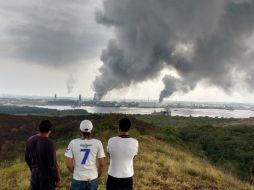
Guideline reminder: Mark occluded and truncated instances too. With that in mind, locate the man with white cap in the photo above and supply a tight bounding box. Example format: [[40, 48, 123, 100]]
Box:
[[65, 120, 105, 190]]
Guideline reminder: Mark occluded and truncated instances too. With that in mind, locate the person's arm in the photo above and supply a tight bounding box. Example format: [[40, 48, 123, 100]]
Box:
[[66, 157, 74, 173], [64, 141, 74, 173], [107, 144, 110, 157], [136, 140, 139, 156], [47, 141, 60, 186], [25, 144, 32, 170], [133, 140, 139, 159], [97, 141, 106, 178], [97, 157, 105, 178]]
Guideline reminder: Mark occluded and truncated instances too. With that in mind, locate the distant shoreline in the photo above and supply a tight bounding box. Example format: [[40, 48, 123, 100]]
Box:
[[1, 104, 253, 118]]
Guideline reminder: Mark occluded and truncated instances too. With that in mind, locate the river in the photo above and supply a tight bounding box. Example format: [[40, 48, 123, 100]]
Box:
[[35, 105, 254, 118]]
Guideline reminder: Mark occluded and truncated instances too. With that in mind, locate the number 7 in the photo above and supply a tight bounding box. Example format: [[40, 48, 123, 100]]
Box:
[[81, 149, 90, 165]]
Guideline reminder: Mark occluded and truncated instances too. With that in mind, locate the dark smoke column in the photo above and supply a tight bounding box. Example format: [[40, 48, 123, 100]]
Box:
[[93, 0, 254, 102], [159, 75, 190, 103]]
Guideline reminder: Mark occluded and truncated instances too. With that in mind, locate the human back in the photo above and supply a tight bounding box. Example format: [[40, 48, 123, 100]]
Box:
[[106, 118, 139, 190], [25, 120, 60, 190], [66, 138, 105, 180], [26, 135, 55, 172], [108, 136, 138, 178], [65, 120, 105, 190]]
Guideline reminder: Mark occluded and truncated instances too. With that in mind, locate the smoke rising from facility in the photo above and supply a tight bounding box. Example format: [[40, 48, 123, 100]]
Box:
[[93, 0, 254, 102], [66, 74, 77, 94]]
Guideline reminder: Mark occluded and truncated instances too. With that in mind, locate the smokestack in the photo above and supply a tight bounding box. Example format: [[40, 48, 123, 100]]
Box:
[[78, 94, 82, 106]]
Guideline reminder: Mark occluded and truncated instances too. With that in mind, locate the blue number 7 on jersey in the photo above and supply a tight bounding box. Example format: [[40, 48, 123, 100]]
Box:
[[81, 149, 91, 165]]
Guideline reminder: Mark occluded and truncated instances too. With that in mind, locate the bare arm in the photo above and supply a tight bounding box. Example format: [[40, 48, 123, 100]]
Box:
[[97, 157, 105, 178], [66, 157, 74, 173]]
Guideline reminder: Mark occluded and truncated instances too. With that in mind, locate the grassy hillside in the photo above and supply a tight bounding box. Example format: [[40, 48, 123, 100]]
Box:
[[0, 114, 152, 160], [1, 134, 253, 190], [136, 115, 254, 183], [0, 114, 254, 189]]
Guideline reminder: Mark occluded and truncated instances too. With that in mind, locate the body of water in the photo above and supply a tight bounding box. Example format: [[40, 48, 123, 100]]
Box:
[[36, 105, 254, 118]]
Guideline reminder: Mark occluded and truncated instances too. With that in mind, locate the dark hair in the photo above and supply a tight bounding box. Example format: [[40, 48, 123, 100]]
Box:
[[39, 120, 53, 133], [81, 132, 91, 138], [119, 118, 131, 132]]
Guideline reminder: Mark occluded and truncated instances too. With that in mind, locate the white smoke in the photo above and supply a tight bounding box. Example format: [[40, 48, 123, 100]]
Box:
[[66, 74, 77, 94]]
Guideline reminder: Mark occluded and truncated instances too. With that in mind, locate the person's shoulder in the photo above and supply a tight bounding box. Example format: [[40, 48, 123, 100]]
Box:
[[107, 136, 119, 145], [35, 137, 54, 148], [130, 137, 138, 144], [27, 135, 36, 141], [26, 135, 37, 146], [69, 138, 81, 144], [108, 136, 118, 142], [92, 138, 103, 144], [110, 136, 119, 140], [44, 137, 54, 146]]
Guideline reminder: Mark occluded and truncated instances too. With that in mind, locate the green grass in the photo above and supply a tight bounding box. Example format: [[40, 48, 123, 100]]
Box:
[[136, 115, 254, 183], [1, 114, 254, 189], [0, 134, 253, 190]]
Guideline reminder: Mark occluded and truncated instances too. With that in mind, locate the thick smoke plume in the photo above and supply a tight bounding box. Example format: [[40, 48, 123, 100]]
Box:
[[93, 0, 254, 102]]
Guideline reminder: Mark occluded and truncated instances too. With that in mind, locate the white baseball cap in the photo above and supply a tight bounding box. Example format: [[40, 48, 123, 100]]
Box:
[[80, 120, 93, 133]]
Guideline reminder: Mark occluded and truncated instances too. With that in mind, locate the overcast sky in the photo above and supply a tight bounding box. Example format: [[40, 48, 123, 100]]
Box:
[[1, 0, 254, 103]]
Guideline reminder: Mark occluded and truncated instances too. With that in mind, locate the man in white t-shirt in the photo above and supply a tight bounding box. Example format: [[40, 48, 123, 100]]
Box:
[[65, 120, 105, 190], [107, 118, 139, 190]]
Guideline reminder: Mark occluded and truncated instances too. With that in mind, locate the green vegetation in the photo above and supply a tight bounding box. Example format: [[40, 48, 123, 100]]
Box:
[[180, 125, 254, 182], [0, 113, 254, 189], [135, 115, 239, 128], [1, 132, 253, 190], [137, 115, 254, 183], [0, 105, 88, 116]]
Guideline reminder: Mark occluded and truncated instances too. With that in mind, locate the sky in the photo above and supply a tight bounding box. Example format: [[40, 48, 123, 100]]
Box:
[[1, 0, 254, 103]]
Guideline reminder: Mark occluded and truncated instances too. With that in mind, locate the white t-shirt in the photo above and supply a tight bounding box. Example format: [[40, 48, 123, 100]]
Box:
[[65, 138, 105, 181], [107, 136, 139, 178]]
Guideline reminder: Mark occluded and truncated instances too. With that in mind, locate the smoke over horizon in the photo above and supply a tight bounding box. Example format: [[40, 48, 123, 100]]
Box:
[[93, 0, 254, 102], [66, 74, 77, 94]]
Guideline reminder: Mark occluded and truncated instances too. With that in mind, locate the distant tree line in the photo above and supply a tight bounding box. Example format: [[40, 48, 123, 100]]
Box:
[[0, 105, 88, 116]]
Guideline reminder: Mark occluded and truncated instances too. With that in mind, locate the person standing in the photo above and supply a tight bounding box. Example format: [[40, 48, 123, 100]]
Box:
[[25, 120, 60, 190], [65, 120, 105, 190], [106, 118, 139, 190]]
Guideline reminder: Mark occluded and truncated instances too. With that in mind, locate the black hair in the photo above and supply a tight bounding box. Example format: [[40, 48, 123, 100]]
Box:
[[81, 132, 91, 138], [39, 120, 53, 133], [119, 118, 131, 132]]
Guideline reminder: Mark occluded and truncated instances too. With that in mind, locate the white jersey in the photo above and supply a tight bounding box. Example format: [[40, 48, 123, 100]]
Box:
[[107, 136, 139, 178], [65, 138, 105, 181]]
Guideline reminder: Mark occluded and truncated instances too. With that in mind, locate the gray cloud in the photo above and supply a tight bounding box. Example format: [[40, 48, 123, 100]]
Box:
[[93, 0, 254, 102], [0, 0, 108, 66]]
